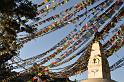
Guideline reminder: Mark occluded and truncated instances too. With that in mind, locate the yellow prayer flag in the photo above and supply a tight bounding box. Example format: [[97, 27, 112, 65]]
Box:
[[44, 0, 50, 3]]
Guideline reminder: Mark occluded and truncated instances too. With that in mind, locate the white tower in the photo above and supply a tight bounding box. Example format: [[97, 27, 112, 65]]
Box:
[[81, 41, 116, 82]]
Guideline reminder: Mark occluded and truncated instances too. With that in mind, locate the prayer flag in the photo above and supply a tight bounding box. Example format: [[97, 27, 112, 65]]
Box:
[[85, 23, 88, 29], [44, 0, 50, 3]]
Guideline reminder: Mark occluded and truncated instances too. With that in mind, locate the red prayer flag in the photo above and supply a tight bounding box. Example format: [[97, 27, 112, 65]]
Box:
[[85, 23, 88, 30]]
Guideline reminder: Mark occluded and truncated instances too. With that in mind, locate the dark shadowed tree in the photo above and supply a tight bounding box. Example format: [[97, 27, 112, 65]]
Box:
[[0, 0, 37, 81]]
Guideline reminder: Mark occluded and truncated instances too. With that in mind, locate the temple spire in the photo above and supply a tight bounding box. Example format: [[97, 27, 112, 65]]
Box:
[[88, 41, 111, 79], [81, 40, 116, 82]]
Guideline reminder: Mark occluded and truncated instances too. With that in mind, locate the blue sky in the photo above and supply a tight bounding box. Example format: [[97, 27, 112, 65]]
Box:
[[18, 0, 124, 81]]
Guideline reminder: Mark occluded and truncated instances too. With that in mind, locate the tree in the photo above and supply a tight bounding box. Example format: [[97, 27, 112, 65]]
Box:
[[0, 0, 37, 81]]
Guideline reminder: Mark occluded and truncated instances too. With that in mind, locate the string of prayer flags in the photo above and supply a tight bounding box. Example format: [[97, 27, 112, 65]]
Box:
[[17, 0, 122, 69], [16, 0, 117, 68]]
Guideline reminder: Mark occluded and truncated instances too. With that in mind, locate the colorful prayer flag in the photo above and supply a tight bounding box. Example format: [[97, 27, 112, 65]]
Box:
[[44, 0, 50, 3]]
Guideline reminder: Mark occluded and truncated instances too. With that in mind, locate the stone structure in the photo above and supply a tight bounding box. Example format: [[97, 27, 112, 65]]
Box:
[[81, 41, 116, 82]]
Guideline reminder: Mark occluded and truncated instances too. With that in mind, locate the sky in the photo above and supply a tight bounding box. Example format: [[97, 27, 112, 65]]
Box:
[[18, 0, 124, 82]]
